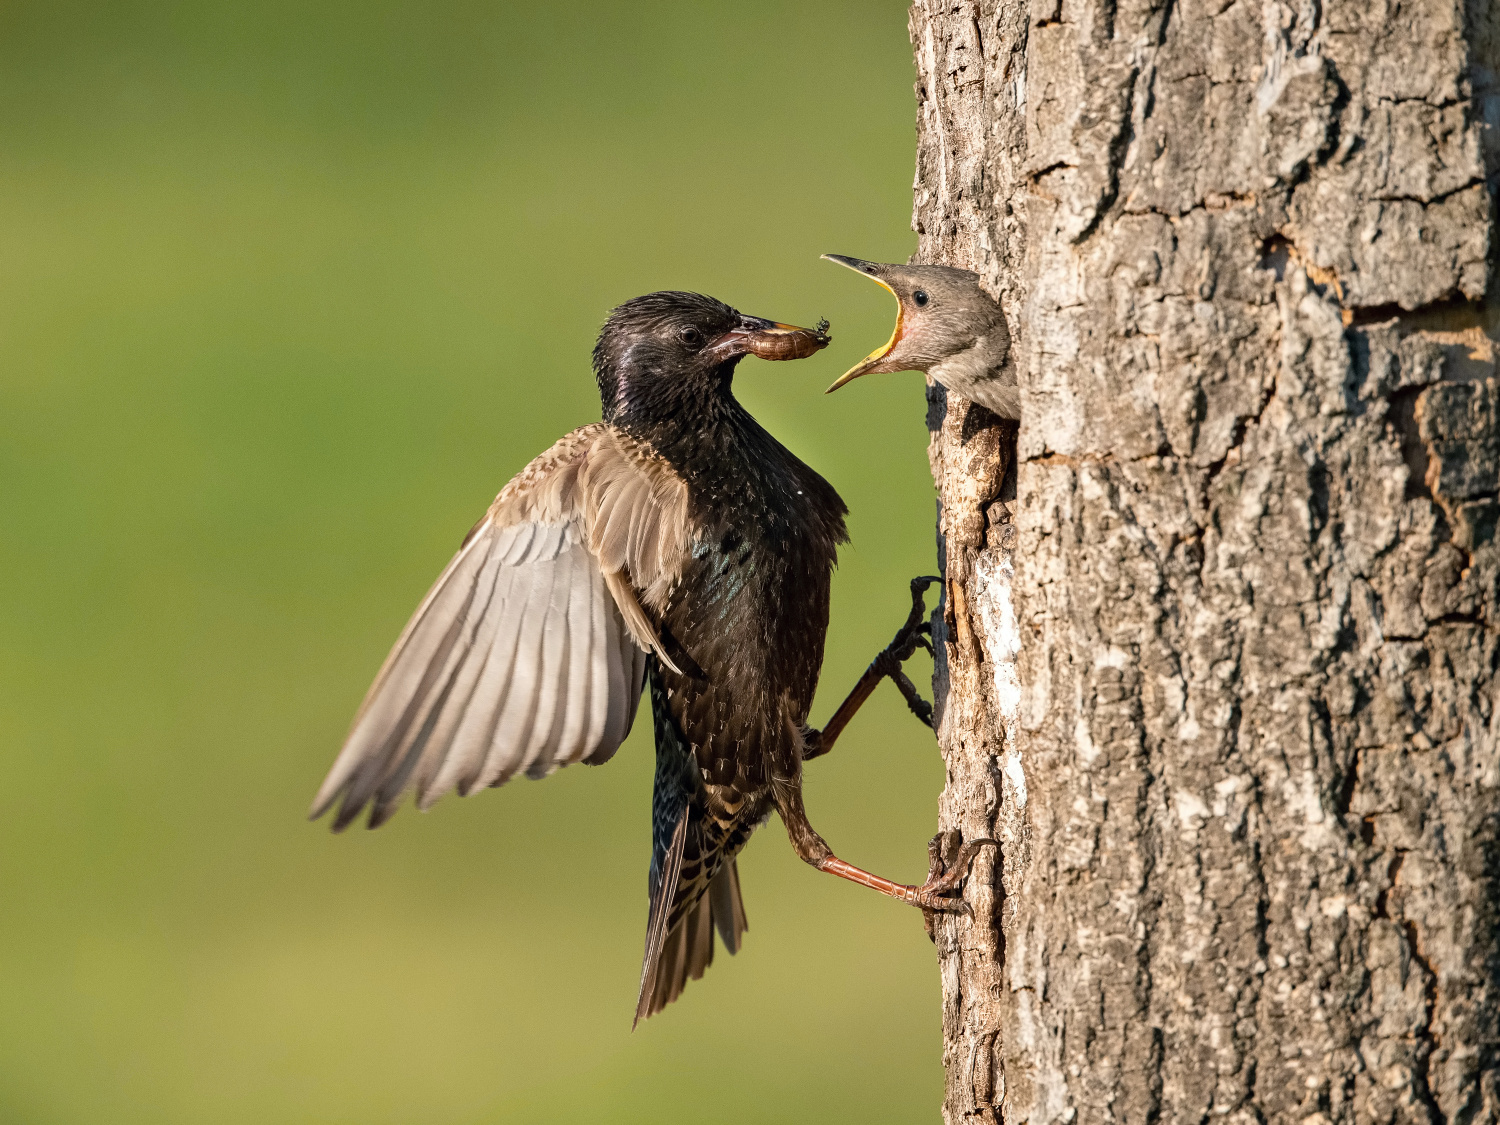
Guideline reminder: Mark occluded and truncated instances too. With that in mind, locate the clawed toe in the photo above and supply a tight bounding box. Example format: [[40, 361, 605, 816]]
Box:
[[924, 834, 945, 883], [910, 835, 998, 918]]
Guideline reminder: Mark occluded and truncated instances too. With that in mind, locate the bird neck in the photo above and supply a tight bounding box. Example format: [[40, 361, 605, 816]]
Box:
[[613, 385, 753, 477], [617, 389, 850, 571], [931, 324, 1010, 383], [976, 325, 1010, 371], [602, 362, 844, 532], [598, 358, 737, 428]]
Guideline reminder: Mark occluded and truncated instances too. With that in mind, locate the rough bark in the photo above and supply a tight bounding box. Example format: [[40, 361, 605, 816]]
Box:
[[911, 0, 1500, 1121]]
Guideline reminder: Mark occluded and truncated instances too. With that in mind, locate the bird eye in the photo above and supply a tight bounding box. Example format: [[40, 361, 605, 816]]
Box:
[[913, 290, 929, 306], [679, 326, 703, 347]]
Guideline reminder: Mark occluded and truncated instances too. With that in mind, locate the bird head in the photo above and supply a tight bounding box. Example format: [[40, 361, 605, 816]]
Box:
[[593, 291, 831, 424], [821, 255, 1004, 393]]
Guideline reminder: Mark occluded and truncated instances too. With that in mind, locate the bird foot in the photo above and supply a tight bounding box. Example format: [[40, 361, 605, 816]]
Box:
[[920, 834, 998, 938], [814, 833, 997, 919], [802, 576, 941, 762], [871, 576, 941, 728]]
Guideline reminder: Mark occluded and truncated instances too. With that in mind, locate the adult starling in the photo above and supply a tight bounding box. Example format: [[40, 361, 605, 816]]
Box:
[[310, 291, 988, 1024], [822, 254, 1018, 419]]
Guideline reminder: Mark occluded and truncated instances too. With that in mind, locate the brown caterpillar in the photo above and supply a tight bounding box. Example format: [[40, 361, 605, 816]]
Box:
[[746, 318, 832, 361]]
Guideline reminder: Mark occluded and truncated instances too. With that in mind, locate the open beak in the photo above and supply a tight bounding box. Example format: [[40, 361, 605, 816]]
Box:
[[708, 315, 832, 363], [821, 254, 903, 393]]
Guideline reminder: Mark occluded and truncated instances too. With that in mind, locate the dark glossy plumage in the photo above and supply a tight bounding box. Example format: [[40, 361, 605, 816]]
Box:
[[310, 290, 842, 1022], [595, 293, 848, 1020], [627, 357, 848, 1019]]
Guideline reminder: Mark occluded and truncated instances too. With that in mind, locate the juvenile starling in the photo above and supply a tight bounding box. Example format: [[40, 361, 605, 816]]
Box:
[[822, 254, 1018, 419], [310, 291, 989, 1024]]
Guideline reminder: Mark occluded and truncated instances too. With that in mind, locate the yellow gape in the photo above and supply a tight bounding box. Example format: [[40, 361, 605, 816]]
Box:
[[822, 254, 905, 392]]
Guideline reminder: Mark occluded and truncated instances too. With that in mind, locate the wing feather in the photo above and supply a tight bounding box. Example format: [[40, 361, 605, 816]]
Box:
[[311, 423, 698, 829], [310, 524, 493, 819], [381, 546, 516, 810], [472, 546, 553, 791], [518, 537, 575, 780], [552, 541, 598, 769], [571, 563, 612, 764], [623, 633, 649, 738], [581, 428, 692, 615], [422, 559, 534, 805], [366, 543, 511, 826], [408, 557, 517, 806], [329, 572, 482, 829]]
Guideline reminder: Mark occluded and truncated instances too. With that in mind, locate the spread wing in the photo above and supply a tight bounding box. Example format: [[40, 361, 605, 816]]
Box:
[[310, 423, 693, 831]]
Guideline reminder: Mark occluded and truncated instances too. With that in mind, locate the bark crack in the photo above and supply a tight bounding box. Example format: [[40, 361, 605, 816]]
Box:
[[1367, 178, 1486, 208], [1402, 915, 1447, 1125]]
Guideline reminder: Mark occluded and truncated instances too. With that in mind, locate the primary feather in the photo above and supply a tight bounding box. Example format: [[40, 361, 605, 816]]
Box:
[[310, 424, 692, 830]]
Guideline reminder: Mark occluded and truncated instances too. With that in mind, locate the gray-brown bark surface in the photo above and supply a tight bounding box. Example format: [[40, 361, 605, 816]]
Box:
[[911, 0, 1500, 1121]]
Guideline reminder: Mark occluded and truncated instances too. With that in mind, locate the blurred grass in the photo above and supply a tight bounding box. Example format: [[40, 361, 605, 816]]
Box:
[[0, 2, 947, 1122]]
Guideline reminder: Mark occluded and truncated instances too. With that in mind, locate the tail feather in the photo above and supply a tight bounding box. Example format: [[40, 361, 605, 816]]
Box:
[[634, 846, 749, 1025], [634, 811, 688, 1027], [709, 860, 748, 954]]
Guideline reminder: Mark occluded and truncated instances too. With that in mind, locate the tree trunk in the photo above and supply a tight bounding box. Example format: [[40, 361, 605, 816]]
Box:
[[911, 0, 1500, 1121]]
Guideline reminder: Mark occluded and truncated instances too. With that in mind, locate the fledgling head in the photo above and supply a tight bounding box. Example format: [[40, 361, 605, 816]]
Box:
[[821, 255, 1005, 391], [593, 291, 830, 424]]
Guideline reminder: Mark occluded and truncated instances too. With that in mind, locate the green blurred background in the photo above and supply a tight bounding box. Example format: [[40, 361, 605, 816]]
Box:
[[0, 2, 946, 1121]]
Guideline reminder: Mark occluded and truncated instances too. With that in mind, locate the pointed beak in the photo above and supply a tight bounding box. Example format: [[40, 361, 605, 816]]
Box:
[[709, 315, 832, 363], [821, 254, 903, 393]]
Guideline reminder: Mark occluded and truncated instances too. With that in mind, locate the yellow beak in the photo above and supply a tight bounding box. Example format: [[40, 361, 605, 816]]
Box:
[[821, 254, 903, 393]]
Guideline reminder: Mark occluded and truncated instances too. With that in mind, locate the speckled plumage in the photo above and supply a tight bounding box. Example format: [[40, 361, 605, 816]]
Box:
[[310, 290, 844, 1023], [594, 293, 848, 1020], [628, 373, 848, 1019]]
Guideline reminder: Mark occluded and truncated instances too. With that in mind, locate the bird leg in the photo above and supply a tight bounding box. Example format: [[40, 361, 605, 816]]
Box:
[[803, 575, 939, 762], [784, 578, 994, 913], [815, 838, 996, 913], [775, 784, 996, 914]]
